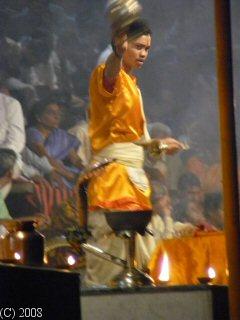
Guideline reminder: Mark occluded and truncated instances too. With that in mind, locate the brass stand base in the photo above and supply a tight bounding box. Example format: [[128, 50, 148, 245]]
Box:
[[109, 268, 155, 288]]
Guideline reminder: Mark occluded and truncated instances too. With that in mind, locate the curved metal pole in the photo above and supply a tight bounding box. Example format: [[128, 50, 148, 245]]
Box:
[[214, 1, 240, 319]]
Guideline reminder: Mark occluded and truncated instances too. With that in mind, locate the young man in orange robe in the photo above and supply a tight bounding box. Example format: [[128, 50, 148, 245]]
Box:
[[86, 19, 184, 286]]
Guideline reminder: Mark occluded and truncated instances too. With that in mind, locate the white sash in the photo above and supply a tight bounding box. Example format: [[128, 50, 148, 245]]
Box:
[[92, 142, 149, 191]]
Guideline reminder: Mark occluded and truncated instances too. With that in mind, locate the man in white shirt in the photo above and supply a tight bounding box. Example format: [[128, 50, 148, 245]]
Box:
[[0, 91, 26, 198], [0, 92, 25, 154]]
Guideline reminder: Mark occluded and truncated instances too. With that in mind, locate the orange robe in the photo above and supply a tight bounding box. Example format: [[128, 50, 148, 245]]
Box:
[[88, 64, 152, 212]]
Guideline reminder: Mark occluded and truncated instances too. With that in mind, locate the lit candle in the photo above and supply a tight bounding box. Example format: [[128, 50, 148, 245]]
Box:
[[208, 266, 216, 280], [158, 252, 170, 284]]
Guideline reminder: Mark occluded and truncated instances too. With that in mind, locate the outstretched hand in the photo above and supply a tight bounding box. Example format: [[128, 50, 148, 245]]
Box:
[[136, 137, 187, 156]]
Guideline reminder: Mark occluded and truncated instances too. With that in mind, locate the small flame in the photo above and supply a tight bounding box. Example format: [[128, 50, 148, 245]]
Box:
[[16, 231, 24, 239], [208, 267, 216, 279], [67, 255, 76, 266], [43, 255, 48, 264], [158, 252, 170, 282], [225, 268, 229, 277], [14, 252, 21, 260]]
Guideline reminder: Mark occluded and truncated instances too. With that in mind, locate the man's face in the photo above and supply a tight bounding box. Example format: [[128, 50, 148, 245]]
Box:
[[123, 34, 151, 70]]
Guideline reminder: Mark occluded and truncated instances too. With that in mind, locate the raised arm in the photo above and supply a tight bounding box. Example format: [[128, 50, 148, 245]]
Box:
[[103, 33, 128, 92]]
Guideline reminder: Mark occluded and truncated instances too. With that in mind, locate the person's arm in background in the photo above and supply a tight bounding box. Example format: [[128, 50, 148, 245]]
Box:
[[68, 123, 91, 168], [21, 148, 65, 187], [67, 148, 84, 169], [29, 141, 76, 182], [22, 147, 53, 177]]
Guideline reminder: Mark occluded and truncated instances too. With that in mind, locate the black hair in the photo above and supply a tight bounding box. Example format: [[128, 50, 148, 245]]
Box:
[[0, 148, 17, 177], [28, 97, 63, 127], [126, 18, 152, 39], [111, 18, 152, 56]]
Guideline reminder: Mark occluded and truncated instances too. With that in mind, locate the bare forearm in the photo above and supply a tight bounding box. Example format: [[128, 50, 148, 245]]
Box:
[[29, 143, 75, 181], [53, 164, 75, 181]]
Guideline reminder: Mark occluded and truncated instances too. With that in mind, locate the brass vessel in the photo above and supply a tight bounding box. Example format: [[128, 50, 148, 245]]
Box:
[[106, 0, 142, 33], [0, 219, 44, 266]]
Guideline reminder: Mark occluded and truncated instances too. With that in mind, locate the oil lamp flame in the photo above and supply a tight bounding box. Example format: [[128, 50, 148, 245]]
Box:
[[159, 252, 170, 282], [67, 255, 76, 266], [14, 252, 21, 260], [208, 267, 216, 279], [43, 255, 48, 264]]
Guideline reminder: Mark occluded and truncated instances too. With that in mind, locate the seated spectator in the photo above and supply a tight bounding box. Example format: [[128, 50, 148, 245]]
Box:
[[173, 172, 216, 231], [20, 97, 83, 217], [0, 84, 25, 154], [177, 172, 204, 208], [0, 148, 17, 219], [23, 97, 83, 188]]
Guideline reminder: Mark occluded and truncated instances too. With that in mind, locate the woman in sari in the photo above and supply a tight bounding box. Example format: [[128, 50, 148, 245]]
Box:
[[22, 97, 83, 216]]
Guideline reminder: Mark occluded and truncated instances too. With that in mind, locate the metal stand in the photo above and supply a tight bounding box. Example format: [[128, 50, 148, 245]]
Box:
[[109, 231, 155, 288]]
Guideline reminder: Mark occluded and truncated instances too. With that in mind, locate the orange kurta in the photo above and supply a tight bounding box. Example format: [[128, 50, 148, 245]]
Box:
[[88, 64, 151, 211]]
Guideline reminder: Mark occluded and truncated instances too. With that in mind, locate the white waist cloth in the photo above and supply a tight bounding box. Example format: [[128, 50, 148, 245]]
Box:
[[92, 142, 149, 192], [92, 142, 144, 168]]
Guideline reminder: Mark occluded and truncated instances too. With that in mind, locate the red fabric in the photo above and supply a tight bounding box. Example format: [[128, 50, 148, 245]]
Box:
[[33, 182, 75, 216]]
